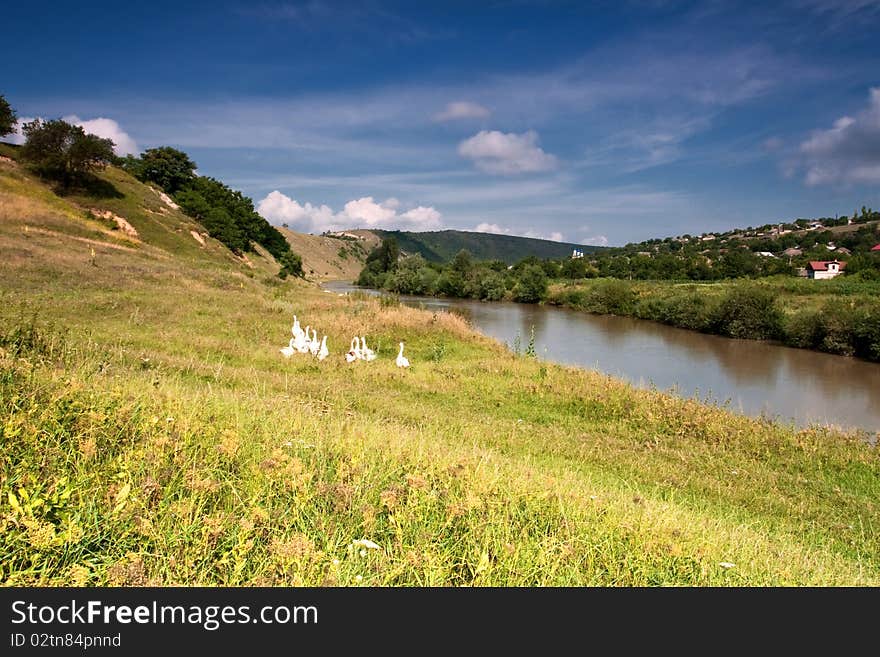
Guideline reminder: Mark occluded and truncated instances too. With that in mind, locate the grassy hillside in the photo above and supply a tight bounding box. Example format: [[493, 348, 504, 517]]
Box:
[[279, 227, 372, 281], [367, 229, 603, 264], [1, 158, 878, 586]]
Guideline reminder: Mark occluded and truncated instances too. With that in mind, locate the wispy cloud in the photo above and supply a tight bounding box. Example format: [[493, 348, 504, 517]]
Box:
[[433, 101, 491, 122], [474, 222, 564, 242]]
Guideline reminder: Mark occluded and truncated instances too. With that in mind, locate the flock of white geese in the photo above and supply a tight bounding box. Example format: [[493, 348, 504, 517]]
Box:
[[280, 315, 409, 367]]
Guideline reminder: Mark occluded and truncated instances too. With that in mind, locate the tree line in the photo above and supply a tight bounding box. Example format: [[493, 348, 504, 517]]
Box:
[[357, 237, 551, 303]]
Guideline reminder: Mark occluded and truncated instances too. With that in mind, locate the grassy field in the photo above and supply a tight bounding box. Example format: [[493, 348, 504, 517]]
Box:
[[1, 158, 879, 586]]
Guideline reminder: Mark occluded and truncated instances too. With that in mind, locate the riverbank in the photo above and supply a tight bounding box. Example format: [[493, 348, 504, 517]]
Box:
[[545, 276, 880, 363]]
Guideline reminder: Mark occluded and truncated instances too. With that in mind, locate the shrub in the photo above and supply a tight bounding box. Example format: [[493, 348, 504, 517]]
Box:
[[783, 311, 824, 349], [589, 280, 636, 315], [513, 265, 548, 303], [711, 286, 782, 340]]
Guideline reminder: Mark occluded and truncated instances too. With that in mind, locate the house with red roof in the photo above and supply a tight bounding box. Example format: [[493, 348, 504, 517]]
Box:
[[806, 260, 846, 280]]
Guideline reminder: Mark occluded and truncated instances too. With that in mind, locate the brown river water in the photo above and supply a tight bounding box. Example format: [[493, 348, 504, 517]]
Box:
[[323, 281, 880, 436]]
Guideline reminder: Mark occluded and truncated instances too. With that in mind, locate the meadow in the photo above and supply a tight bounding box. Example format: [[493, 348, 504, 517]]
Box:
[[1, 156, 878, 586]]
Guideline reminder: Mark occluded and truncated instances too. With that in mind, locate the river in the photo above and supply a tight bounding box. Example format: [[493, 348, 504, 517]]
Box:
[[322, 281, 880, 435]]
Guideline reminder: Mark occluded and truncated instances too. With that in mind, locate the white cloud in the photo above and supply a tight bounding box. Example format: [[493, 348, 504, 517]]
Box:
[[581, 235, 609, 247], [256, 191, 339, 233], [458, 130, 557, 174], [433, 101, 491, 122], [257, 191, 443, 233], [797, 87, 880, 185], [400, 205, 442, 229], [5, 118, 34, 145], [63, 115, 139, 156], [341, 196, 397, 226], [5, 115, 138, 156], [474, 222, 565, 242]]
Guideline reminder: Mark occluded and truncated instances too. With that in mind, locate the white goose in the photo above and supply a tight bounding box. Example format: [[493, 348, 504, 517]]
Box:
[[317, 335, 329, 361], [280, 337, 296, 358], [360, 336, 376, 361], [346, 337, 360, 363], [396, 342, 410, 368], [291, 316, 305, 342], [308, 328, 320, 356], [295, 326, 311, 353]]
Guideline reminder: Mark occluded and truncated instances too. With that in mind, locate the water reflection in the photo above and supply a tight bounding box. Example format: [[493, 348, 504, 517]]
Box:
[[322, 281, 880, 432]]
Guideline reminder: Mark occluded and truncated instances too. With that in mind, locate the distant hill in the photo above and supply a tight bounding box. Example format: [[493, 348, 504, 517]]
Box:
[[349, 229, 603, 264]]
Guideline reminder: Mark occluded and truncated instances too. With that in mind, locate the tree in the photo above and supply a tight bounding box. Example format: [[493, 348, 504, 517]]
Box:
[[513, 264, 549, 303], [20, 119, 115, 188], [450, 249, 473, 274], [128, 146, 197, 195], [277, 251, 304, 279], [0, 94, 16, 138]]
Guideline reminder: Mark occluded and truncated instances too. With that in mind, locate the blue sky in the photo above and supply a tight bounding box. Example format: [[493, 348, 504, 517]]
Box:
[[3, 0, 880, 246]]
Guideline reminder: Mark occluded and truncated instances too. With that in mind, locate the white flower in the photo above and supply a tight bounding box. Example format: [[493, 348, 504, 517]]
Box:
[[355, 575, 363, 582], [719, 562, 736, 569], [351, 538, 381, 550]]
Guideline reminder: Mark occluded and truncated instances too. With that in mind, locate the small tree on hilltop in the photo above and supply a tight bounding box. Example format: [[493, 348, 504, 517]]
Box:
[[0, 94, 17, 138], [20, 119, 115, 188]]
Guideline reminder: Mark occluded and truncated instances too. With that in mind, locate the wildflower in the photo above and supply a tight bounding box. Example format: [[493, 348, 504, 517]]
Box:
[[355, 575, 363, 582], [351, 538, 381, 550], [719, 562, 736, 569]]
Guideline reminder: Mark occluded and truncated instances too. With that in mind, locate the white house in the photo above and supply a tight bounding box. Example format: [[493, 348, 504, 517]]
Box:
[[806, 260, 846, 280], [571, 249, 584, 259]]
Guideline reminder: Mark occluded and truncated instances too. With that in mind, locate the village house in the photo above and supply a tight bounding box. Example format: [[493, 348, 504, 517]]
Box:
[[806, 260, 846, 280]]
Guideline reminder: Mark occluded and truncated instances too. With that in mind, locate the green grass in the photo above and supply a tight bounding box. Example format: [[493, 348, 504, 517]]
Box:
[[1, 165, 878, 586]]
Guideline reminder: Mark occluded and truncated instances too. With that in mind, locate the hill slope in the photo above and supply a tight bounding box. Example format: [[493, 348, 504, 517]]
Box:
[[0, 143, 279, 278], [278, 227, 374, 281], [348, 228, 603, 264]]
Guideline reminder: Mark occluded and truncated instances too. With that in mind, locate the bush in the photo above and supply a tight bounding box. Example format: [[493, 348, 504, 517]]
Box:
[[816, 300, 856, 356], [783, 311, 824, 349], [589, 280, 636, 315], [711, 286, 782, 340], [277, 251, 304, 279], [656, 293, 716, 332], [851, 305, 880, 362], [513, 265, 548, 303]]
